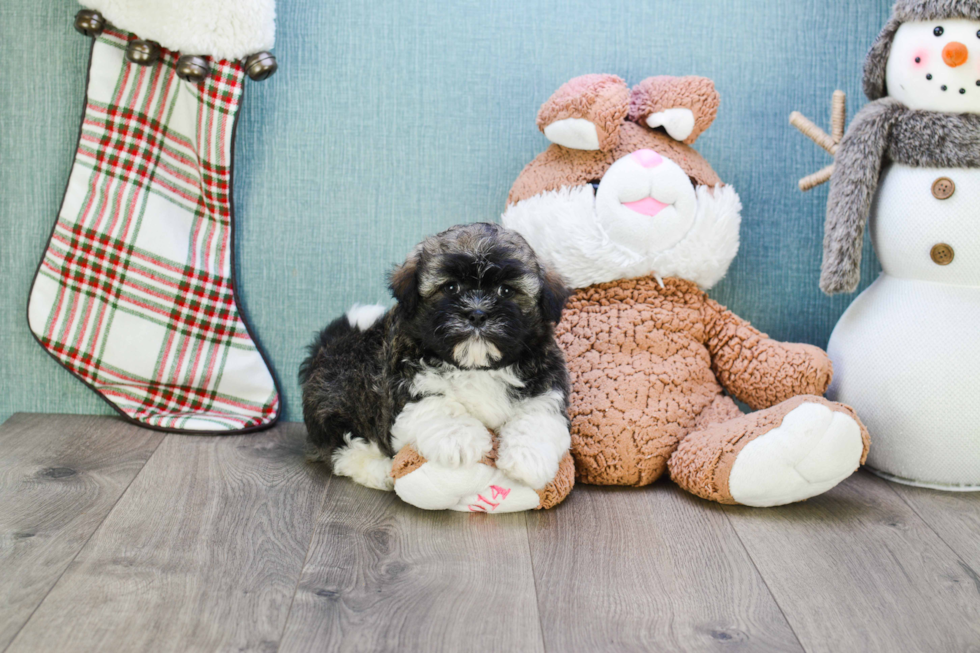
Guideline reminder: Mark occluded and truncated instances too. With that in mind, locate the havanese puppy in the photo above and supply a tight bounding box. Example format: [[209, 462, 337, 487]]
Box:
[[300, 223, 572, 492]]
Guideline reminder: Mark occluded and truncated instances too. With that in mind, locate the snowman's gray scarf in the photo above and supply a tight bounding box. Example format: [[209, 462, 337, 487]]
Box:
[[820, 98, 980, 294]]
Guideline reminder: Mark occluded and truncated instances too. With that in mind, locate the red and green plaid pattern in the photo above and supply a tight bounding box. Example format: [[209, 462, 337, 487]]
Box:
[[28, 27, 279, 433]]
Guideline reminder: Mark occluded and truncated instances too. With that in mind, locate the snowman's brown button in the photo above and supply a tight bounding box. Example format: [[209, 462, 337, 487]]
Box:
[[931, 243, 955, 265], [932, 177, 955, 200]]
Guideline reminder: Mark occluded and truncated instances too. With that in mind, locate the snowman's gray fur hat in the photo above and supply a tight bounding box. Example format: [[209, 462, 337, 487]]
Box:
[[864, 0, 980, 100]]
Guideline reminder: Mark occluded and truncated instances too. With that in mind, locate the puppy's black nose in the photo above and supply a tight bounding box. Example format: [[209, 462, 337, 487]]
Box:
[[467, 309, 487, 328]]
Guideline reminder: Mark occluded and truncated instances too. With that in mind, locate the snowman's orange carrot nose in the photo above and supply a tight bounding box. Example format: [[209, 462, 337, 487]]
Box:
[[943, 42, 969, 67]]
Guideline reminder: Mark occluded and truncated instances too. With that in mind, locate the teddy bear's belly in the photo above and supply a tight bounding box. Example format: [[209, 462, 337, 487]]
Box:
[[561, 335, 722, 486], [556, 276, 721, 486]]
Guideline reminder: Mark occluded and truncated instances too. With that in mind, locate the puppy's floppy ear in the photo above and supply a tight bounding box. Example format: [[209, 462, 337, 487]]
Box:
[[538, 266, 572, 324], [388, 253, 421, 316]]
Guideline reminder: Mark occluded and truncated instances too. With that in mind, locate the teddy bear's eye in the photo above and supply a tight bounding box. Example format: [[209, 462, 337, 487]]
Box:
[[934, 26, 944, 37]]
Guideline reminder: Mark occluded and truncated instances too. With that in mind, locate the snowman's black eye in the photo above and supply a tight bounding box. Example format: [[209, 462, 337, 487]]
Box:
[[976, 29, 980, 39], [934, 26, 944, 37]]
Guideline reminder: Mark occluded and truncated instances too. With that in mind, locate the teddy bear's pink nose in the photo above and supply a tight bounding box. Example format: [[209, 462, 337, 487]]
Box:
[[631, 149, 663, 168]]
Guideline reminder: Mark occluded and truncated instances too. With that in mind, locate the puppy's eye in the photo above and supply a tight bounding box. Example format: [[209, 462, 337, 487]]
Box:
[[496, 286, 515, 299], [934, 26, 944, 37], [445, 282, 459, 295]]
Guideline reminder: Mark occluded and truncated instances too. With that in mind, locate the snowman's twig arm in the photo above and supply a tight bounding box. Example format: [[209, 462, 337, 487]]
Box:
[[702, 299, 833, 411], [790, 113, 838, 155], [831, 90, 847, 142], [821, 99, 902, 295], [789, 91, 845, 191], [800, 164, 836, 192]]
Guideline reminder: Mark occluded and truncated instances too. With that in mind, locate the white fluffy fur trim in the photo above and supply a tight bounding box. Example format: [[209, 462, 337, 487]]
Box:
[[649, 184, 742, 290], [502, 184, 741, 290], [332, 434, 394, 492], [79, 0, 275, 61]]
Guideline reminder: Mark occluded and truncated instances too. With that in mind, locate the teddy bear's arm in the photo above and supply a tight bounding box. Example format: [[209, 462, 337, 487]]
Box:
[[702, 298, 832, 411]]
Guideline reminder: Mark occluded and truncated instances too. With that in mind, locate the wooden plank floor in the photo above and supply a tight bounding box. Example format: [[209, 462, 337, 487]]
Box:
[[1, 414, 978, 653]]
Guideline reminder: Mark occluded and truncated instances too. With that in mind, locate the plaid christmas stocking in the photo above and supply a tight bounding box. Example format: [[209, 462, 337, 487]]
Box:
[[28, 4, 281, 433]]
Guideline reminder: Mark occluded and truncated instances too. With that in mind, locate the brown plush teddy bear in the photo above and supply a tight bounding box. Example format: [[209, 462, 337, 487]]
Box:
[[503, 74, 870, 507]]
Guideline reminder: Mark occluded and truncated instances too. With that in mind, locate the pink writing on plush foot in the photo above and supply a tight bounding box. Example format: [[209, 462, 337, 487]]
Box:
[[491, 485, 511, 500], [468, 486, 512, 511]]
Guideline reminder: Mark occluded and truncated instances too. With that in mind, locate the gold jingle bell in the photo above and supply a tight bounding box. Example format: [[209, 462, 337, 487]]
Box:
[[74, 9, 105, 37], [176, 55, 211, 84], [244, 52, 278, 81], [126, 40, 162, 66]]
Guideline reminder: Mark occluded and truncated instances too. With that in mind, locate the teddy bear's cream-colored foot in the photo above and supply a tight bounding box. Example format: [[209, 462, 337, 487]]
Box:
[[727, 402, 865, 507], [668, 395, 869, 507]]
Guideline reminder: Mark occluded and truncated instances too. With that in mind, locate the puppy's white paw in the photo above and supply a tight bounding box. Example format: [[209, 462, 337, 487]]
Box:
[[415, 424, 493, 468], [497, 443, 559, 490]]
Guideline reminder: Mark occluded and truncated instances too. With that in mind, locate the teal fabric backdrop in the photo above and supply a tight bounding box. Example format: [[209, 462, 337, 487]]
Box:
[[0, 0, 890, 425]]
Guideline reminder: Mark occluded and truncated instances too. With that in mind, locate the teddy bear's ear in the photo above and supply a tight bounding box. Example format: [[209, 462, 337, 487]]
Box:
[[536, 74, 630, 151], [629, 76, 720, 145]]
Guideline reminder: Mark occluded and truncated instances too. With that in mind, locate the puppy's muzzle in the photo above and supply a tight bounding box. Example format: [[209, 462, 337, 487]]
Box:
[[466, 309, 488, 328]]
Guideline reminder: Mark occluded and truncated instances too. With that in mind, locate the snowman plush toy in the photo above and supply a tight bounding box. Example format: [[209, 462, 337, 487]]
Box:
[[821, 0, 980, 490]]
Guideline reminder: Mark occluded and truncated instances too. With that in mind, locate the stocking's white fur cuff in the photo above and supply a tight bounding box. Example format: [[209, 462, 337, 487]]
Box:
[[79, 0, 275, 61]]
